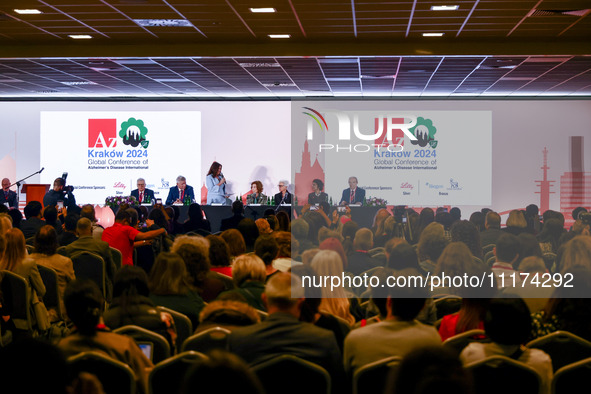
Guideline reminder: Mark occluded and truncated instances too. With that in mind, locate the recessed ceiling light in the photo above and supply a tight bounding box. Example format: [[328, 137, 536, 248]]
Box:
[[134, 19, 192, 27], [431, 5, 459, 11], [61, 81, 97, 85], [69, 35, 92, 39], [422, 33, 444, 37], [250, 8, 276, 13], [268, 34, 290, 38], [14, 9, 42, 14]]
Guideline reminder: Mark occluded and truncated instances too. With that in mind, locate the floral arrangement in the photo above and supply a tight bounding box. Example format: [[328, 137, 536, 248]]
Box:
[[365, 197, 388, 206], [105, 195, 139, 208]]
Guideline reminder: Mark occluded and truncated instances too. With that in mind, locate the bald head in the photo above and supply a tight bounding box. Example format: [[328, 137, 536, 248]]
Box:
[[1, 178, 10, 191], [76, 217, 93, 236]]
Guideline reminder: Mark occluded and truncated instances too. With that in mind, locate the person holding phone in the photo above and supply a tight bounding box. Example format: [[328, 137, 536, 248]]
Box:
[[206, 161, 229, 205]]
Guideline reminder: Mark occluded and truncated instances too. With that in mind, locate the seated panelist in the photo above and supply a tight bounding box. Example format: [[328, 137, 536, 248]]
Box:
[[246, 181, 268, 205]]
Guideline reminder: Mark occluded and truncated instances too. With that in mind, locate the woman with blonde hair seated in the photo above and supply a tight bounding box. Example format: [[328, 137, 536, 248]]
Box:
[[246, 181, 268, 205], [310, 250, 355, 326], [220, 254, 267, 311]]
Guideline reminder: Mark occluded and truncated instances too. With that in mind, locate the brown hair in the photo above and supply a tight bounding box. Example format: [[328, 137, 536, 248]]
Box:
[[1, 228, 26, 272], [251, 181, 263, 194], [149, 252, 195, 295], [221, 229, 246, 258], [34, 225, 59, 256]]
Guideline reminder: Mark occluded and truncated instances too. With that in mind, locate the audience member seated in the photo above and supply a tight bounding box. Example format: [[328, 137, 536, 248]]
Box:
[[80, 204, 104, 241], [237, 218, 259, 253], [311, 250, 356, 325], [503, 210, 530, 236], [221, 254, 267, 311], [416, 208, 435, 241], [347, 228, 379, 275], [371, 208, 392, 247], [43, 206, 63, 235], [491, 234, 521, 289], [1, 228, 47, 331], [460, 297, 553, 394], [65, 218, 116, 300], [228, 272, 344, 392], [556, 235, 591, 273], [537, 218, 565, 254], [58, 279, 153, 393], [195, 300, 260, 334], [272, 231, 295, 272], [172, 235, 229, 302], [451, 220, 484, 261], [469, 211, 485, 232], [181, 350, 264, 394], [148, 252, 205, 329], [387, 242, 424, 273], [182, 203, 211, 234], [344, 268, 442, 375], [390, 346, 474, 394], [518, 233, 543, 265], [30, 225, 75, 319], [254, 235, 279, 281], [439, 298, 490, 342], [59, 213, 79, 246], [104, 265, 173, 347], [502, 256, 553, 313], [481, 211, 503, 247], [255, 218, 272, 236], [7, 209, 22, 230], [0, 212, 12, 233], [220, 201, 246, 231], [276, 211, 290, 232], [531, 266, 591, 341], [102, 210, 165, 266], [20, 201, 45, 239], [207, 235, 233, 277], [291, 218, 313, 252], [417, 222, 448, 274], [221, 229, 247, 261]]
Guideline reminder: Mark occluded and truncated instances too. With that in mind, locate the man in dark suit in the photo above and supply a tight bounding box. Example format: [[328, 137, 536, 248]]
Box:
[[1, 178, 18, 208], [65, 217, 116, 301], [229, 273, 344, 392], [220, 200, 245, 231], [340, 176, 365, 205], [20, 201, 45, 239], [130, 178, 155, 204], [165, 175, 195, 205], [273, 179, 292, 205]]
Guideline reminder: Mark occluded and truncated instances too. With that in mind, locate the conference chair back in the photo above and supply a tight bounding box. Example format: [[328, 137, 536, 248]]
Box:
[[109, 247, 122, 271], [70, 251, 106, 299], [352, 356, 402, 394], [433, 295, 462, 320], [37, 264, 62, 319], [182, 326, 231, 353], [68, 351, 135, 394], [442, 329, 488, 357], [148, 351, 208, 394], [465, 355, 541, 394], [113, 325, 171, 364], [252, 354, 331, 394], [552, 356, 591, 394], [0, 270, 33, 331], [526, 331, 591, 372], [157, 306, 192, 353]]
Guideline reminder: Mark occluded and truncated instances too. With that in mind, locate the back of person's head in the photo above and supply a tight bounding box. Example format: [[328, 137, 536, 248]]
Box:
[[418, 222, 448, 262], [485, 297, 531, 345], [450, 220, 482, 259], [64, 279, 103, 336], [391, 346, 473, 394], [7, 209, 22, 229], [450, 207, 461, 222], [43, 206, 58, 224], [172, 235, 211, 284], [560, 235, 591, 272], [435, 242, 474, 277], [485, 211, 501, 229], [542, 210, 565, 227], [1, 227, 26, 271], [231, 200, 244, 215], [198, 300, 260, 328], [255, 218, 272, 235], [115, 209, 131, 224], [506, 210, 527, 228], [319, 237, 348, 269], [265, 272, 303, 310], [276, 211, 290, 231], [353, 228, 373, 251], [385, 237, 409, 257], [80, 204, 97, 222], [370, 267, 396, 317], [291, 264, 322, 322], [388, 268, 427, 321], [64, 213, 79, 232], [435, 211, 453, 229], [525, 204, 539, 217], [148, 208, 168, 228], [149, 252, 192, 295], [539, 218, 564, 244], [318, 227, 343, 245], [207, 235, 232, 267], [0, 339, 70, 394], [469, 211, 485, 232], [342, 220, 360, 240], [572, 207, 588, 222], [221, 229, 246, 258], [125, 208, 139, 227], [113, 265, 150, 299], [237, 218, 259, 249], [76, 217, 93, 235], [495, 233, 520, 263], [24, 200, 42, 219], [273, 231, 292, 258], [517, 233, 542, 263], [232, 254, 266, 286], [188, 203, 204, 221], [387, 243, 420, 271], [254, 235, 279, 266], [181, 350, 264, 394], [518, 256, 546, 274], [35, 225, 59, 255], [290, 218, 309, 241], [311, 249, 345, 278]]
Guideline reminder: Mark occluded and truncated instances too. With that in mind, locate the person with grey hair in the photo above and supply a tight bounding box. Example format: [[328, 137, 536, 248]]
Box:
[[229, 272, 344, 392], [273, 179, 292, 205], [130, 177, 155, 204], [166, 175, 195, 205], [340, 176, 365, 205]]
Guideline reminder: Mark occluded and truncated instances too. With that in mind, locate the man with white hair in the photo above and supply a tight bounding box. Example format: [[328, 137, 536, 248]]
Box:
[[273, 179, 292, 205], [165, 175, 194, 205], [130, 178, 155, 204], [229, 273, 344, 389]]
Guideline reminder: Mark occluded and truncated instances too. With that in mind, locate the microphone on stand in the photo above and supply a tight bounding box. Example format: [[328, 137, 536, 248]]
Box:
[[39, 167, 45, 173]]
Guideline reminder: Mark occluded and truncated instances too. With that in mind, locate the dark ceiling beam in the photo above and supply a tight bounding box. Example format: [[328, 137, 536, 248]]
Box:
[[0, 38, 589, 58]]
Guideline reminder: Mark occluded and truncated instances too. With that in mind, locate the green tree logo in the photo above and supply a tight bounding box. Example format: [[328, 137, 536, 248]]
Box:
[[409, 117, 438, 148], [119, 118, 149, 148]]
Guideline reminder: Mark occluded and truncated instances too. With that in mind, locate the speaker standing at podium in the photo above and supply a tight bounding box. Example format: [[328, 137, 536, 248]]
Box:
[[1, 178, 18, 208], [43, 177, 77, 211]]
